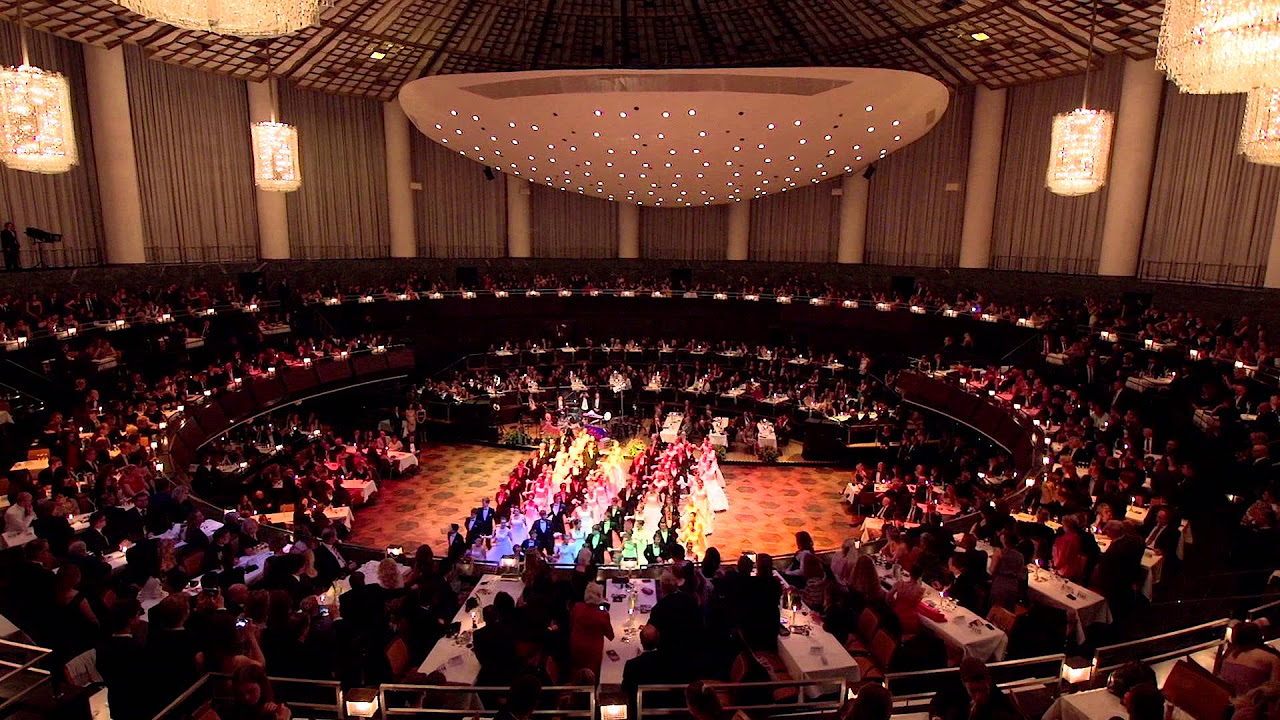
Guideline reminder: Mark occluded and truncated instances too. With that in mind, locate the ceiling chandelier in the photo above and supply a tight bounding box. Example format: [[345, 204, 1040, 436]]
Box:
[[111, 0, 325, 38], [1239, 86, 1280, 164], [1157, 0, 1280, 94], [1046, 0, 1113, 196], [251, 120, 301, 191], [0, 23, 78, 174]]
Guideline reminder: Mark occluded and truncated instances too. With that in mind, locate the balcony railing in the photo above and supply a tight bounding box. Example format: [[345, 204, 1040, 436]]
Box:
[[1139, 260, 1264, 288]]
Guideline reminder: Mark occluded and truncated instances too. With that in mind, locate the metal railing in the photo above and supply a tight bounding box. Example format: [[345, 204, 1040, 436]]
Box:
[[884, 653, 1064, 703], [1093, 618, 1230, 682], [991, 255, 1098, 276], [1139, 260, 1265, 288], [150, 672, 344, 720], [0, 637, 52, 715], [637, 678, 847, 719], [378, 684, 595, 719]]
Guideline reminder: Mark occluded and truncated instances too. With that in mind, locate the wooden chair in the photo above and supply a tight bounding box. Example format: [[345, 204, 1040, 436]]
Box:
[[846, 607, 881, 654], [386, 637, 411, 680], [987, 605, 1018, 635], [1161, 658, 1233, 720], [853, 630, 897, 680], [182, 550, 205, 577]]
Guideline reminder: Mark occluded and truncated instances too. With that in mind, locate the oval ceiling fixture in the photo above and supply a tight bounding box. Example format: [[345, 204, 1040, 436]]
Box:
[[399, 68, 948, 207]]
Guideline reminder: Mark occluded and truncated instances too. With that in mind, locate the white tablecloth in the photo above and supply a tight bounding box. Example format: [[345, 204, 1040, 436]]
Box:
[[877, 564, 1007, 662], [1042, 688, 1126, 720], [660, 413, 684, 444], [8, 458, 48, 473], [419, 575, 526, 683], [343, 479, 378, 504], [1094, 535, 1164, 599], [388, 451, 418, 473], [1026, 566, 1112, 644], [598, 578, 657, 690], [235, 550, 275, 586], [757, 421, 777, 450], [709, 417, 729, 449], [777, 606, 860, 699], [256, 505, 353, 530]]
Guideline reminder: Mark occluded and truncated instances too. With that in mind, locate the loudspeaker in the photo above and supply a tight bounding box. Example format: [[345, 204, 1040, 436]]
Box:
[[890, 275, 916, 298], [483, 166, 496, 181], [455, 266, 479, 288], [238, 271, 265, 295], [862, 164, 877, 180], [670, 268, 693, 289]]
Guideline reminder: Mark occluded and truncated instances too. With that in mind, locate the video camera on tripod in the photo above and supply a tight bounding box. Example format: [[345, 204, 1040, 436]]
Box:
[[24, 227, 61, 268]]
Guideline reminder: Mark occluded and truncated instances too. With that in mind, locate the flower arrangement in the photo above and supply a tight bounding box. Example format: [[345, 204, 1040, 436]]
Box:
[[757, 446, 780, 464], [623, 438, 648, 459], [500, 427, 532, 447]]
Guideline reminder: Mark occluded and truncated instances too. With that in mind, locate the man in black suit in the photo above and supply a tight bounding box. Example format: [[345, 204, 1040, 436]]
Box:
[[82, 512, 112, 555], [1, 222, 18, 271], [1092, 521, 1145, 620], [314, 527, 349, 586], [339, 571, 386, 635], [928, 657, 1021, 720], [445, 523, 467, 564], [1144, 508, 1181, 559], [31, 500, 74, 557], [623, 624, 671, 708], [147, 595, 199, 711], [530, 512, 553, 552], [11, 540, 55, 638], [98, 602, 151, 720], [472, 497, 496, 538]]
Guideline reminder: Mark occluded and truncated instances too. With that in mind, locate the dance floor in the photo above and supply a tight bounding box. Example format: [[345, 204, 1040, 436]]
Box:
[[348, 442, 857, 558]]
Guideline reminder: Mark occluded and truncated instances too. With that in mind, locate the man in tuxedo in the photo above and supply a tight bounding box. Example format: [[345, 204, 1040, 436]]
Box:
[[82, 512, 112, 554], [11, 540, 55, 637], [531, 512, 554, 551], [314, 527, 349, 585], [1, 222, 18, 271], [1144, 508, 1181, 559], [471, 497, 496, 538], [1092, 521, 1145, 620], [445, 522, 467, 564], [623, 624, 672, 708], [97, 603, 151, 720], [339, 571, 386, 636]]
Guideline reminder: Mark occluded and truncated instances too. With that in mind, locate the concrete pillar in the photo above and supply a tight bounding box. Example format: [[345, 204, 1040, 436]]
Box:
[[506, 174, 531, 257], [837, 174, 869, 264], [958, 86, 1007, 269], [727, 200, 749, 260], [246, 80, 291, 260], [1098, 58, 1164, 277], [1265, 195, 1280, 288], [82, 45, 146, 265], [618, 202, 640, 258], [383, 101, 416, 258]]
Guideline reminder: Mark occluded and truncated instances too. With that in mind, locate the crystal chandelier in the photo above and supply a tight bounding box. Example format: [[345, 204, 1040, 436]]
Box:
[[251, 120, 301, 191], [1158, 0, 1280, 94], [0, 25, 78, 174], [1046, 108, 1115, 196], [110, 0, 325, 38], [1239, 86, 1280, 164], [1046, 0, 1114, 196]]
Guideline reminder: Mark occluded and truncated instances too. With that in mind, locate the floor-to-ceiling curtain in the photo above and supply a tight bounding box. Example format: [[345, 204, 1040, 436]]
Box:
[[0, 23, 103, 268], [530, 184, 617, 257], [866, 85, 973, 267], [640, 205, 728, 260], [126, 46, 258, 263], [749, 180, 840, 263], [1140, 89, 1280, 287], [991, 55, 1123, 274], [411, 134, 507, 257], [280, 84, 390, 259]]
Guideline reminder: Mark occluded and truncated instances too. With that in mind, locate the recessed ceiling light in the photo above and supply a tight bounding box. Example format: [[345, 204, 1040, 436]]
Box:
[[662, 111, 670, 118], [471, 115, 479, 121], [867, 127, 875, 132], [894, 135, 901, 141], [767, 123, 776, 129], [971, 31, 990, 41], [450, 110, 457, 115], [794, 120, 801, 126], [688, 109, 696, 116], [619, 111, 627, 118], [594, 110, 602, 116], [865, 105, 873, 112], [531, 125, 538, 131]]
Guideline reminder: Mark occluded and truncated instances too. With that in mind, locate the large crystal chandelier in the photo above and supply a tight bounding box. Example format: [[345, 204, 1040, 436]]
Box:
[[1239, 86, 1280, 164], [1046, 0, 1113, 196], [251, 120, 301, 191], [110, 0, 325, 38], [0, 26, 78, 174], [1158, 0, 1280, 94]]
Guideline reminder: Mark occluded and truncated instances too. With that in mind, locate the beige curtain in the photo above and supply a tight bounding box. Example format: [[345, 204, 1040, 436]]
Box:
[[749, 180, 840, 262], [530, 184, 617, 258], [411, 135, 507, 257], [0, 23, 103, 268], [1141, 89, 1280, 287], [866, 85, 973, 267], [640, 205, 728, 259], [991, 55, 1124, 274], [125, 46, 258, 263], [280, 84, 390, 259]]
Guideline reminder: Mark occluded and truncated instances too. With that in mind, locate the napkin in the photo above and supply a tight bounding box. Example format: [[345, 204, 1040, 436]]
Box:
[[917, 603, 946, 622]]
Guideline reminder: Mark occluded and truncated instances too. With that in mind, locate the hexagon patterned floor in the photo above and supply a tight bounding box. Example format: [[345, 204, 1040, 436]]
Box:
[[347, 442, 858, 557]]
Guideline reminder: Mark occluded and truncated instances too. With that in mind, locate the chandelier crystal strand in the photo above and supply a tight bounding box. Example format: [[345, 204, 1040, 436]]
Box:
[[1158, 0, 1280, 94], [1046, 108, 1115, 195], [0, 19, 78, 175], [251, 120, 301, 191], [1239, 86, 1280, 164], [111, 0, 325, 38]]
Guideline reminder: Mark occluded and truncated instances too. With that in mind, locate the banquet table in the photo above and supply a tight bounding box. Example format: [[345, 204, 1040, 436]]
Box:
[[598, 578, 658, 691], [660, 413, 684, 443], [8, 458, 49, 473], [876, 563, 1008, 662], [757, 421, 778, 450], [388, 451, 418, 473], [330, 559, 413, 595], [234, 550, 276, 586], [709, 417, 729, 449], [419, 575, 527, 683], [1094, 535, 1164, 599], [776, 603, 860, 699], [256, 505, 354, 530], [1041, 688, 1126, 720], [342, 479, 378, 505], [1025, 566, 1112, 644]]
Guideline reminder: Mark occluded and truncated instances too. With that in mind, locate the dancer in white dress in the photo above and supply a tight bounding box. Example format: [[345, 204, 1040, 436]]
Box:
[[698, 438, 731, 513], [509, 508, 530, 547], [485, 520, 516, 562]]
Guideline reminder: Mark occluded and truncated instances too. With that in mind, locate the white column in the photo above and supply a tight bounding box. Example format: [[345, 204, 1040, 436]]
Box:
[[82, 45, 146, 265], [726, 200, 749, 260], [837, 174, 869, 264], [1098, 58, 1164, 277], [1265, 196, 1280, 288], [506, 174, 531, 257], [958, 86, 1007, 269], [383, 101, 416, 258], [618, 202, 640, 258], [247, 80, 291, 260]]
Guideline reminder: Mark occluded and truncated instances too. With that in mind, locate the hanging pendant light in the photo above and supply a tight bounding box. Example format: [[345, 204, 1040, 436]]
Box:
[[1158, 0, 1280, 94], [0, 22, 77, 174], [1046, 0, 1113, 196], [110, 0, 326, 39], [250, 73, 300, 192], [1239, 86, 1280, 165]]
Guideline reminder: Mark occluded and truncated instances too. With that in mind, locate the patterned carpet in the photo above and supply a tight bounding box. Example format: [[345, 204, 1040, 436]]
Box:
[[348, 443, 859, 557]]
